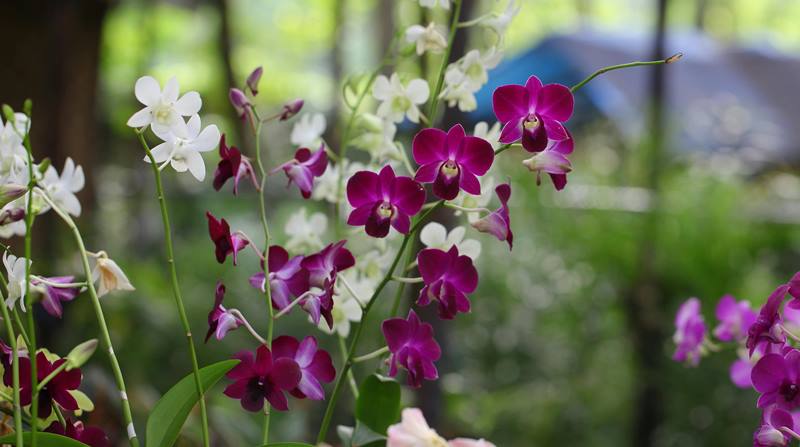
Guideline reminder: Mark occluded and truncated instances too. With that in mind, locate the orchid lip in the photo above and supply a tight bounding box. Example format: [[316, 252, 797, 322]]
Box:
[[439, 160, 459, 179], [523, 114, 539, 130], [377, 202, 395, 219]]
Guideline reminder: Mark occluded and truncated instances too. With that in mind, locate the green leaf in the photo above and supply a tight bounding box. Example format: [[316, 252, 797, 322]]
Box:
[[145, 359, 239, 447], [355, 374, 401, 435], [0, 432, 90, 446], [352, 422, 386, 447]]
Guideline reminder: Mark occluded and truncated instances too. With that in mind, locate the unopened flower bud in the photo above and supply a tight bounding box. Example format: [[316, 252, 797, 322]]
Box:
[[228, 88, 251, 120], [0, 208, 25, 225], [1, 104, 14, 123], [0, 184, 27, 208], [280, 99, 304, 121], [246, 66, 263, 96], [66, 339, 98, 370]]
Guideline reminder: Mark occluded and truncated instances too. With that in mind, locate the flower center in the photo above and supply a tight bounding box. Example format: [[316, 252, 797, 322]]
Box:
[[377, 202, 394, 219], [153, 105, 172, 124], [392, 96, 411, 112], [524, 114, 540, 130], [440, 160, 459, 179], [466, 62, 483, 80], [780, 381, 799, 402]]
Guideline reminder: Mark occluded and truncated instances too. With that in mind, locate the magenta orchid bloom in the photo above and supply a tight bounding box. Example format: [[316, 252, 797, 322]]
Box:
[[752, 349, 800, 409], [471, 183, 512, 249], [206, 211, 249, 265], [249, 245, 309, 311], [7, 352, 82, 418], [493, 75, 574, 152], [714, 294, 757, 342], [205, 282, 243, 343], [412, 124, 494, 200], [753, 405, 795, 447], [46, 419, 109, 447], [672, 298, 706, 366], [224, 345, 301, 412], [272, 335, 336, 400], [521, 132, 573, 190], [299, 240, 355, 327], [34, 276, 80, 319], [346, 165, 426, 238], [382, 309, 441, 388], [417, 246, 478, 320], [213, 134, 258, 195], [271, 146, 328, 199], [748, 284, 791, 355]]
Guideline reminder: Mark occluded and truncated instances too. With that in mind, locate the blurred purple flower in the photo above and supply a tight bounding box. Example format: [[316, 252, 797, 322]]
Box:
[[46, 419, 109, 447], [416, 246, 478, 320], [206, 211, 249, 265], [714, 294, 757, 342], [748, 284, 790, 356], [213, 134, 258, 195], [224, 345, 301, 412], [493, 75, 574, 152], [672, 297, 706, 366], [412, 124, 494, 200], [229, 88, 251, 121], [300, 240, 355, 328], [753, 405, 795, 447], [249, 245, 309, 311], [471, 183, 512, 249], [271, 146, 328, 199], [272, 335, 335, 400], [346, 165, 425, 238], [382, 309, 441, 387], [280, 99, 304, 121], [205, 282, 243, 342], [521, 132, 573, 190], [33, 276, 80, 319], [752, 349, 800, 409], [5, 352, 82, 418]]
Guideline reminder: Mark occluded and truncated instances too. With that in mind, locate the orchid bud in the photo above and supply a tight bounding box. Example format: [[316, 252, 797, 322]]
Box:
[[228, 88, 251, 120], [246, 66, 263, 96], [279, 99, 304, 121], [0, 208, 24, 225], [23, 98, 32, 117], [2, 104, 14, 123], [0, 184, 27, 208], [66, 339, 98, 370]]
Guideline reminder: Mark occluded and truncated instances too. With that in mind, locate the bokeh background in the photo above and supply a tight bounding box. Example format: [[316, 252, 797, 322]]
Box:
[[4, 0, 800, 445]]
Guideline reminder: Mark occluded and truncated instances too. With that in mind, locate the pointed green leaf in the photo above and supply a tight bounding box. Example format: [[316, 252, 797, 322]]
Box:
[[146, 359, 239, 447], [355, 374, 401, 435], [352, 422, 386, 447], [0, 432, 90, 446]]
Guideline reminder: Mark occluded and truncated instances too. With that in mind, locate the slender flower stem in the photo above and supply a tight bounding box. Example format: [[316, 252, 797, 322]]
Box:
[[136, 131, 209, 447], [444, 203, 491, 214], [315, 200, 444, 444], [426, 0, 463, 122], [494, 143, 516, 155], [389, 248, 417, 318], [353, 346, 389, 363], [35, 359, 69, 392], [248, 112, 276, 444], [0, 284, 23, 446], [37, 191, 140, 447], [336, 273, 366, 309], [272, 291, 315, 320], [570, 53, 683, 94], [30, 277, 87, 288], [229, 309, 267, 345], [337, 336, 359, 398], [391, 276, 423, 284], [11, 308, 30, 348]]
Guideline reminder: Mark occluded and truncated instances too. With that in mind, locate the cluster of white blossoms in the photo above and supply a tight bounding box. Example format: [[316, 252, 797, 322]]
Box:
[[127, 76, 220, 181]]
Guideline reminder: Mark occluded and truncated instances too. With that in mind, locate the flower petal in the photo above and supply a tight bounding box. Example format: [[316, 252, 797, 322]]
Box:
[[134, 76, 161, 106], [492, 84, 528, 123]]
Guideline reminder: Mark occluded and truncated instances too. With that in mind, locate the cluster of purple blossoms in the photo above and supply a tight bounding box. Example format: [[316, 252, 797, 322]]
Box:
[[672, 273, 800, 446]]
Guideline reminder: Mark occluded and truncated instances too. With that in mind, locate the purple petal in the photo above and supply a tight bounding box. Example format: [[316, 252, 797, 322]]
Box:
[[347, 171, 380, 207], [536, 83, 574, 121], [459, 171, 481, 196], [412, 128, 448, 165], [418, 248, 450, 284], [414, 162, 441, 184], [445, 124, 467, 157], [752, 353, 786, 393], [391, 177, 425, 216], [492, 84, 528, 123], [729, 358, 753, 388], [457, 136, 494, 175], [448, 255, 478, 293], [542, 117, 568, 141], [347, 204, 373, 226], [271, 357, 302, 390], [498, 118, 524, 144], [391, 211, 411, 234], [525, 76, 543, 111], [382, 318, 411, 352]]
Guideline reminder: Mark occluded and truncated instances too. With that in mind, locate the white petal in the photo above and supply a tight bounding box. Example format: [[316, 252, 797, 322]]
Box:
[[184, 151, 206, 181], [126, 107, 152, 128], [447, 226, 466, 245], [405, 79, 430, 104], [311, 113, 327, 135], [162, 77, 180, 103], [175, 91, 202, 116], [185, 114, 202, 138], [372, 75, 392, 101], [406, 105, 420, 123], [148, 142, 173, 163], [420, 222, 447, 247], [134, 76, 161, 106], [459, 239, 482, 260], [60, 192, 82, 217], [309, 212, 328, 232], [405, 25, 425, 43], [193, 125, 220, 152]]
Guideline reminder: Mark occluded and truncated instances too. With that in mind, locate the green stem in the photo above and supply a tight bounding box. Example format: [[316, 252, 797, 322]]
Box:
[[0, 279, 23, 446], [315, 201, 444, 443], [249, 112, 275, 444], [21, 113, 38, 447], [426, 0, 463, 122], [337, 335, 359, 398], [11, 307, 31, 348], [37, 191, 140, 447], [136, 131, 209, 447], [353, 346, 389, 363], [35, 359, 69, 392], [570, 53, 683, 94]]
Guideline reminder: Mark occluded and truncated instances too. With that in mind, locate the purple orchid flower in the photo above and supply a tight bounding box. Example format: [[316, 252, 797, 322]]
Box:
[[205, 282, 244, 342], [213, 134, 258, 195], [521, 132, 574, 191], [271, 146, 328, 199], [272, 335, 336, 400], [299, 240, 355, 328], [412, 124, 494, 200], [416, 246, 479, 320], [754, 405, 796, 447], [5, 352, 82, 418], [280, 99, 304, 121], [714, 294, 757, 342], [206, 211, 249, 265], [748, 284, 791, 355], [752, 349, 800, 409], [346, 165, 426, 238], [229, 88, 251, 121], [672, 298, 706, 366], [471, 183, 513, 249], [46, 419, 109, 447], [249, 245, 310, 311], [33, 276, 80, 319], [493, 75, 574, 152], [382, 309, 441, 388], [246, 66, 263, 96], [224, 345, 301, 412]]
